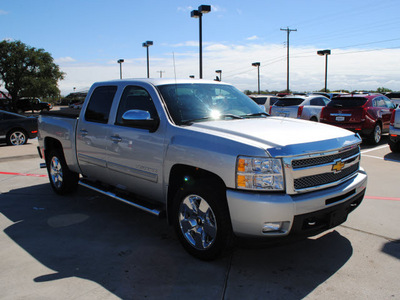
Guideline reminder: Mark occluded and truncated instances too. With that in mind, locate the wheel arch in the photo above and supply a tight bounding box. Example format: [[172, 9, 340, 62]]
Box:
[[166, 164, 227, 224], [43, 137, 64, 163]]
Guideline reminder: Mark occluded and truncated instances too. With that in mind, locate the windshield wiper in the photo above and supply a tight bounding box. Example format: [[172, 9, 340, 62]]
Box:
[[181, 114, 243, 125], [244, 112, 269, 118]]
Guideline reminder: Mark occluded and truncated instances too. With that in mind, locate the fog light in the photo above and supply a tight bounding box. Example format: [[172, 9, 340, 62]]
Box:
[[262, 222, 282, 233]]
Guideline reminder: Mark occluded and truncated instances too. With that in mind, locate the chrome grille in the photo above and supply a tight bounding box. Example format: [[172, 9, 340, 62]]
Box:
[[282, 144, 361, 195], [292, 147, 359, 169], [294, 163, 359, 190]]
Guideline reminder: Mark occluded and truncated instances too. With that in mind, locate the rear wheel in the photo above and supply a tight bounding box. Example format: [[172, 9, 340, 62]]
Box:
[[7, 129, 27, 146], [172, 180, 233, 260], [369, 123, 382, 145], [47, 149, 79, 194], [389, 139, 400, 153]]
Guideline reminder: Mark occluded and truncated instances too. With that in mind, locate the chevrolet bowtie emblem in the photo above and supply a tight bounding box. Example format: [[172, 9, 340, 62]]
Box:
[[332, 159, 345, 173]]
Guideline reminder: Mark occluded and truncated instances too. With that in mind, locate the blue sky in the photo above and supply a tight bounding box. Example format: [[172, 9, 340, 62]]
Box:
[[1, 0, 400, 95]]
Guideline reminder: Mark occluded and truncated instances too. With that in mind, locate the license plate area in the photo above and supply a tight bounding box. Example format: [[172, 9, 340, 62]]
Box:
[[336, 116, 345, 121]]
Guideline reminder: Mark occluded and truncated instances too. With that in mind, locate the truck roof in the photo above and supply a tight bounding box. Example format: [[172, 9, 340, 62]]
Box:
[[92, 78, 227, 87]]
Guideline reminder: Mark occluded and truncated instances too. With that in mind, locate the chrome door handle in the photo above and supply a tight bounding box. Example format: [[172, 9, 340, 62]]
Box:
[[80, 129, 88, 136], [111, 136, 122, 143]]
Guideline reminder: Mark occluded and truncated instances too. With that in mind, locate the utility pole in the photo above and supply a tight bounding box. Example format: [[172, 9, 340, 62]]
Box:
[[157, 70, 165, 78], [280, 27, 297, 92]]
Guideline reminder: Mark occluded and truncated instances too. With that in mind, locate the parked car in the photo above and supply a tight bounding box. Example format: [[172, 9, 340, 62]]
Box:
[[15, 98, 52, 114], [248, 95, 280, 112], [269, 95, 330, 121], [320, 93, 396, 144], [311, 92, 349, 100], [0, 110, 38, 145], [384, 92, 400, 107], [389, 107, 400, 152]]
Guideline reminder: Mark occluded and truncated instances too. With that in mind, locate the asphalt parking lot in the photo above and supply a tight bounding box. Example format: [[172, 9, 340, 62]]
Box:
[[0, 136, 399, 299]]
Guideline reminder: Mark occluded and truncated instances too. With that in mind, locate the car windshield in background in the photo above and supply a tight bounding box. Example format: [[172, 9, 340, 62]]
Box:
[[328, 97, 367, 107], [274, 98, 304, 106], [157, 84, 265, 125]]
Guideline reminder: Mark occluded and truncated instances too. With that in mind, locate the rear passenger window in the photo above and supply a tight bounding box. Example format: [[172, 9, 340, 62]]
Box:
[[85, 86, 117, 123]]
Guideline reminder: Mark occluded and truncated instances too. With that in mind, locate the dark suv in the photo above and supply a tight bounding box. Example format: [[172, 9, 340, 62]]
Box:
[[16, 98, 52, 114], [320, 94, 396, 144]]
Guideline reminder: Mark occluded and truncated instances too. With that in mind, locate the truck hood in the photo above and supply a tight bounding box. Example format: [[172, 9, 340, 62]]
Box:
[[189, 116, 361, 157]]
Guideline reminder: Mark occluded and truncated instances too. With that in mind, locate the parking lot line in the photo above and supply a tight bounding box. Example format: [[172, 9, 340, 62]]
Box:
[[360, 144, 389, 154], [365, 195, 400, 201], [0, 171, 48, 178]]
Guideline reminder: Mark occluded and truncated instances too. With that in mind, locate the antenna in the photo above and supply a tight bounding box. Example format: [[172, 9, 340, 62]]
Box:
[[173, 52, 177, 81]]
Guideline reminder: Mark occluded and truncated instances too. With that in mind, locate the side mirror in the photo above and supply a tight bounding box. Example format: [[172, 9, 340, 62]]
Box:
[[121, 109, 159, 132]]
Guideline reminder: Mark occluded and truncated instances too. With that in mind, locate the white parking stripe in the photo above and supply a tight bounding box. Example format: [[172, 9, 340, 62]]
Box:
[[360, 144, 389, 154]]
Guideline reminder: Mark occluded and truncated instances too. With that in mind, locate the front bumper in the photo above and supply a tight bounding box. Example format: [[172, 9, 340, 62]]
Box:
[[226, 169, 367, 238]]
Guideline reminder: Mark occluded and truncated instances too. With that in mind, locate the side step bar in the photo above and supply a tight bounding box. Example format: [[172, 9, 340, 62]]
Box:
[[79, 180, 165, 218]]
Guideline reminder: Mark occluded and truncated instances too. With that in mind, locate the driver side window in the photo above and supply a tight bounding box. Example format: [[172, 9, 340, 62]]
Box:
[[115, 86, 158, 126]]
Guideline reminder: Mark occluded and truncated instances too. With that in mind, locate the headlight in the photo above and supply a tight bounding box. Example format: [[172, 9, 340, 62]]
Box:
[[236, 156, 285, 191]]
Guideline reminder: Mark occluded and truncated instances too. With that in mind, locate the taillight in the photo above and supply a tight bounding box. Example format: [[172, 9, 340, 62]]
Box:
[[361, 107, 368, 121], [297, 106, 304, 118], [320, 107, 326, 121], [269, 106, 272, 114], [390, 110, 396, 126]]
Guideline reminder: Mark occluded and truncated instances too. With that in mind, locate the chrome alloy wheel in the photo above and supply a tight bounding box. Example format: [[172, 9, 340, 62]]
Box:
[[50, 156, 63, 189], [10, 131, 26, 145], [178, 194, 217, 251], [374, 124, 382, 144]]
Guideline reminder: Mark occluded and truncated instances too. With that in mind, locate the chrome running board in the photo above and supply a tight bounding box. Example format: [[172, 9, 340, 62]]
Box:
[[79, 180, 165, 218]]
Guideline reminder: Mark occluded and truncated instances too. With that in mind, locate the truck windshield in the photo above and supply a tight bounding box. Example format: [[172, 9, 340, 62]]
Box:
[[157, 83, 266, 125]]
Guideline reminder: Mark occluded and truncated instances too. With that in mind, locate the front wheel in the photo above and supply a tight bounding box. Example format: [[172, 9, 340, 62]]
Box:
[[47, 149, 79, 195], [172, 180, 233, 260]]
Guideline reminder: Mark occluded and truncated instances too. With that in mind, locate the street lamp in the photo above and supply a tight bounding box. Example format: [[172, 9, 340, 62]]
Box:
[[191, 5, 211, 79], [317, 49, 331, 92], [215, 70, 222, 81], [117, 59, 124, 79], [252, 62, 261, 94], [142, 41, 153, 78]]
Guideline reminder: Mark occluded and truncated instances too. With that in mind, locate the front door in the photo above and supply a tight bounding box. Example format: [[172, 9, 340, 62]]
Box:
[[105, 85, 165, 200]]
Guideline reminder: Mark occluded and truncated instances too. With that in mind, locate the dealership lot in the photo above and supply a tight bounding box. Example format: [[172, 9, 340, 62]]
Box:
[[0, 137, 399, 299]]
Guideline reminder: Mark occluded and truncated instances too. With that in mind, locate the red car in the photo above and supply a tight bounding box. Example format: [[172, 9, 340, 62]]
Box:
[[320, 94, 396, 144]]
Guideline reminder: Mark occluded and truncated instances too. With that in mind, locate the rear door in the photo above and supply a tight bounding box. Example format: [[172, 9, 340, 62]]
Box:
[[76, 85, 118, 182]]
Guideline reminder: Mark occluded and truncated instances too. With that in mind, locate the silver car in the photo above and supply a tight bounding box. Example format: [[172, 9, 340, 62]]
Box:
[[269, 95, 330, 121]]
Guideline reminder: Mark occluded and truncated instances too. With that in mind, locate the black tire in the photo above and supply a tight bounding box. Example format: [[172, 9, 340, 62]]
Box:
[[46, 149, 79, 195], [6, 129, 27, 146], [369, 123, 382, 145], [172, 179, 233, 260], [389, 139, 400, 153]]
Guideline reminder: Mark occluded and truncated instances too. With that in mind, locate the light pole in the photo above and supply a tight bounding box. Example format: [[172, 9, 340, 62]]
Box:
[[142, 41, 153, 78], [280, 27, 297, 92], [117, 59, 124, 79], [252, 62, 260, 94], [215, 69, 222, 81], [317, 49, 331, 92], [191, 5, 211, 79]]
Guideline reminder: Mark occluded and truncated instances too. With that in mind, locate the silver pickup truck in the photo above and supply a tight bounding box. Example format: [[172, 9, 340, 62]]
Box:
[[389, 107, 400, 152], [37, 79, 367, 260]]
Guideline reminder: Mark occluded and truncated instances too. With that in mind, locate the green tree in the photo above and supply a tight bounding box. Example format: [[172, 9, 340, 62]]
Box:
[[376, 87, 392, 93], [0, 40, 65, 110]]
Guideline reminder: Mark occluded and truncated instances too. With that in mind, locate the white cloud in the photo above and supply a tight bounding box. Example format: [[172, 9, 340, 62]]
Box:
[[247, 36, 259, 41], [55, 57, 76, 63], [57, 42, 400, 95], [0, 10, 9, 15]]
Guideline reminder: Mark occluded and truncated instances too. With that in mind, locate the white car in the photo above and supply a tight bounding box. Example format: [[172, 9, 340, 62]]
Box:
[[248, 95, 280, 112], [269, 95, 330, 121], [389, 107, 400, 152]]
